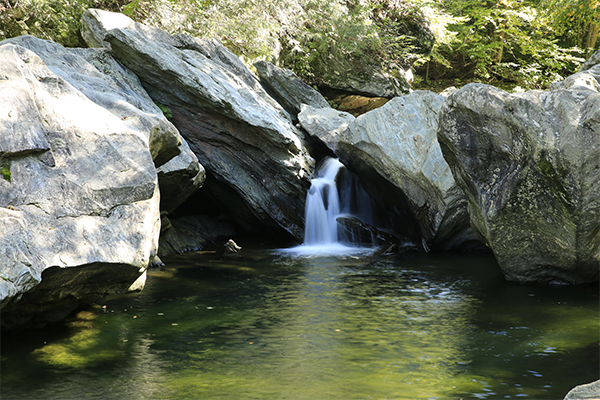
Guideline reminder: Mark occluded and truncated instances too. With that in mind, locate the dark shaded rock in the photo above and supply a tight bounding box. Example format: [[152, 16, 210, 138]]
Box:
[[337, 215, 418, 251], [158, 214, 236, 256], [438, 81, 600, 284], [157, 137, 205, 213], [1, 262, 145, 331]]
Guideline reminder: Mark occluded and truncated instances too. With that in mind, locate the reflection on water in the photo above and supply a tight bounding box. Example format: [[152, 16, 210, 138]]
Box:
[[2, 247, 598, 399]]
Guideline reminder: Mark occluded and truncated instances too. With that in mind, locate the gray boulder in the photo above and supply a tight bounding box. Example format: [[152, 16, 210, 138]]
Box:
[[336, 91, 481, 250], [438, 81, 600, 284], [298, 105, 355, 153], [82, 9, 314, 240], [308, 46, 411, 98], [564, 380, 600, 400], [254, 60, 330, 120], [3, 35, 182, 167], [0, 41, 162, 329], [3, 35, 204, 217], [157, 137, 205, 213], [82, 9, 291, 123], [580, 49, 600, 72]]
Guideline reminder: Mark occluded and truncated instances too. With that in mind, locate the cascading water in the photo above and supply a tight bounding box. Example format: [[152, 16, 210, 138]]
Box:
[[303, 158, 344, 245], [281, 157, 379, 256]]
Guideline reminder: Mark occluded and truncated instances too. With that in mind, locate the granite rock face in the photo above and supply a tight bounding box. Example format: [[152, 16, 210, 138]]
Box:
[[337, 91, 480, 250], [254, 60, 330, 120], [157, 137, 206, 214], [0, 40, 163, 329], [82, 9, 314, 240], [298, 105, 355, 153], [438, 80, 600, 284], [564, 379, 600, 400], [308, 45, 412, 98]]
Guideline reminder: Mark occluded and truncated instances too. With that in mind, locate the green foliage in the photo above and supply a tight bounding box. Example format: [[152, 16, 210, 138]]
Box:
[[419, 0, 587, 89], [541, 0, 599, 55], [0, 0, 129, 47], [0, 0, 594, 91], [0, 163, 11, 182], [155, 102, 172, 120]]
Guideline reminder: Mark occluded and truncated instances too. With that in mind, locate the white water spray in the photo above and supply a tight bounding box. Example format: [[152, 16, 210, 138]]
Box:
[[280, 157, 377, 257], [304, 158, 344, 245]]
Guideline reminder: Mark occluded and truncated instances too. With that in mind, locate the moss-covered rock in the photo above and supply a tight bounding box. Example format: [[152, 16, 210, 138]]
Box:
[[438, 76, 600, 284]]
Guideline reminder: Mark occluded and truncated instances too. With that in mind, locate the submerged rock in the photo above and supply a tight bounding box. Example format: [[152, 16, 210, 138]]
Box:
[[337, 90, 482, 250], [0, 40, 163, 329], [438, 79, 600, 284], [82, 9, 314, 240], [223, 239, 242, 254]]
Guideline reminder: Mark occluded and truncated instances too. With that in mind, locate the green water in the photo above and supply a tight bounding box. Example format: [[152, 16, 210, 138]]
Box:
[[1, 246, 598, 399]]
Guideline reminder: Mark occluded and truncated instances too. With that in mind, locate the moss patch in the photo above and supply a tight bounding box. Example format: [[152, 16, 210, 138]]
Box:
[[0, 163, 11, 182]]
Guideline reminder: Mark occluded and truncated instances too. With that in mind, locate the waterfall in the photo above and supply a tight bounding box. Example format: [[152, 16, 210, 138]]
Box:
[[303, 158, 344, 245], [280, 157, 378, 256]]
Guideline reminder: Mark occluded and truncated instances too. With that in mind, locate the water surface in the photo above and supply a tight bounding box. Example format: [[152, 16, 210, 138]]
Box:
[[2, 245, 598, 399]]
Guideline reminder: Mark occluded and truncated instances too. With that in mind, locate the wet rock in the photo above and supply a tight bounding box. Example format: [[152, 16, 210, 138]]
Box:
[[223, 239, 242, 254], [438, 79, 600, 284]]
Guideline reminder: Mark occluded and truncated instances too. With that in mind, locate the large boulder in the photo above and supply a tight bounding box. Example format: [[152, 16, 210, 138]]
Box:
[[157, 137, 205, 214], [564, 380, 600, 400], [298, 105, 355, 153], [82, 9, 314, 240], [309, 46, 411, 98], [4, 35, 182, 167], [81, 10, 288, 120], [3, 35, 205, 216], [438, 79, 600, 284], [0, 40, 163, 330], [254, 60, 330, 120], [336, 91, 480, 250]]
